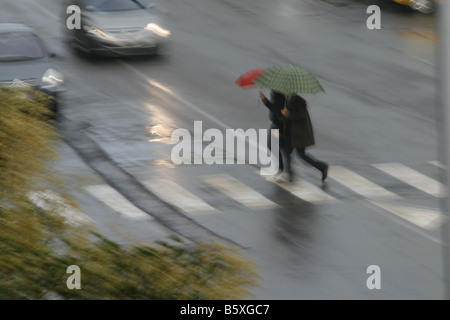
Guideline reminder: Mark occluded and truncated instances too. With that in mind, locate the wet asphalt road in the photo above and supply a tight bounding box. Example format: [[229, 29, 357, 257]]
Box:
[[2, 0, 446, 299]]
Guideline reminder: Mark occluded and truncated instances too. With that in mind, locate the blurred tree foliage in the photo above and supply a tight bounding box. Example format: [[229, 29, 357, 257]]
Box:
[[0, 88, 258, 299]]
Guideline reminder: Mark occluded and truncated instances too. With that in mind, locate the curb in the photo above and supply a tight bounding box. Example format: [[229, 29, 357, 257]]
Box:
[[58, 116, 241, 247]]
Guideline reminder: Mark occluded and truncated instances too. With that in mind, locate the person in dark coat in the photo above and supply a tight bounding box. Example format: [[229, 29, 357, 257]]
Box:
[[259, 90, 286, 173], [280, 94, 329, 182]]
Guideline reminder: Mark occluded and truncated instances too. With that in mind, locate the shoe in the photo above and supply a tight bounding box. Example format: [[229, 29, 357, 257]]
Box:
[[267, 172, 281, 182], [321, 164, 328, 182], [276, 172, 291, 183]]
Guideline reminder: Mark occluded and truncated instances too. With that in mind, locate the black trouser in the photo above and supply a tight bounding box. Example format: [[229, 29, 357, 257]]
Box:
[[267, 123, 284, 172], [281, 145, 327, 177]]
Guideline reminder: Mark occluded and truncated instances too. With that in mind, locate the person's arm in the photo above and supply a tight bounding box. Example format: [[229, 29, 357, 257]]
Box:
[[260, 91, 284, 118], [259, 91, 271, 107]]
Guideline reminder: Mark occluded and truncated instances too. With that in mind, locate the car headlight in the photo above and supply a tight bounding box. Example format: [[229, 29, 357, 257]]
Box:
[[83, 25, 116, 41], [42, 68, 64, 87], [145, 23, 171, 37]]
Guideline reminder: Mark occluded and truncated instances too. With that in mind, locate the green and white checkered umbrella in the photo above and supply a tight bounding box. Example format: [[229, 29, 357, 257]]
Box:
[[254, 64, 325, 94]]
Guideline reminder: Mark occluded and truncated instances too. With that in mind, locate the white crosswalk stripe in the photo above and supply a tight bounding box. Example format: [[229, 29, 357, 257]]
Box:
[[373, 162, 446, 198], [141, 178, 219, 215], [202, 174, 279, 209], [267, 176, 336, 203], [370, 200, 444, 230], [429, 160, 446, 169], [328, 166, 401, 200], [84, 184, 152, 220], [27, 190, 94, 226]]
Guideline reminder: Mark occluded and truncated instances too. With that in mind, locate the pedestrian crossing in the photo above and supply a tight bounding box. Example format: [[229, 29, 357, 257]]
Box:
[[83, 184, 153, 220], [202, 174, 279, 209], [141, 178, 219, 215], [371, 200, 443, 230], [27, 190, 94, 226], [29, 161, 447, 232], [268, 177, 336, 204], [372, 162, 446, 198], [328, 165, 401, 200]]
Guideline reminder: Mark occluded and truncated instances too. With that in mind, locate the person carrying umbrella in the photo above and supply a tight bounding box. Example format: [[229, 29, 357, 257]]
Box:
[[253, 64, 328, 183], [279, 93, 328, 183], [236, 64, 328, 182]]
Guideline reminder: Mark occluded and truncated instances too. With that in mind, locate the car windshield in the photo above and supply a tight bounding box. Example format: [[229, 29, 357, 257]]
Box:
[[0, 32, 46, 62], [82, 0, 151, 11]]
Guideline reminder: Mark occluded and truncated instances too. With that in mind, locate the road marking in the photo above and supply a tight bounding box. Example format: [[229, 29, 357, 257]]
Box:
[[328, 166, 400, 200], [27, 190, 93, 226], [371, 200, 444, 230], [429, 160, 446, 169], [141, 179, 219, 215], [84, 184, 152, 220], [202, 174, 279, 209], [373, 162, 446, 198], [267, 176, 336, 203]]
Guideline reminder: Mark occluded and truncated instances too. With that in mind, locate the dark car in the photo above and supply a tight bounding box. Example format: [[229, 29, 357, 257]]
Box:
[[64, 0, 172, 57], [0, 23, 64, 113]]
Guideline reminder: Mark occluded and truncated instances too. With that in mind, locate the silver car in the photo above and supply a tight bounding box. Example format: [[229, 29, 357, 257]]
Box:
[[0, 23, 64, 113], [64, 0, 172, 57]]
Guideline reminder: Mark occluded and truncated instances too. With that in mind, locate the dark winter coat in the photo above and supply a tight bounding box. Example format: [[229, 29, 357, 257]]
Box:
[[262, 91, 285, 129], [284, 94, 315, 148]]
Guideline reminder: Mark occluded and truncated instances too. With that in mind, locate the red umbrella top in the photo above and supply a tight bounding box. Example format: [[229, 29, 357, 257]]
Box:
[[235, 68, 265, 89]]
